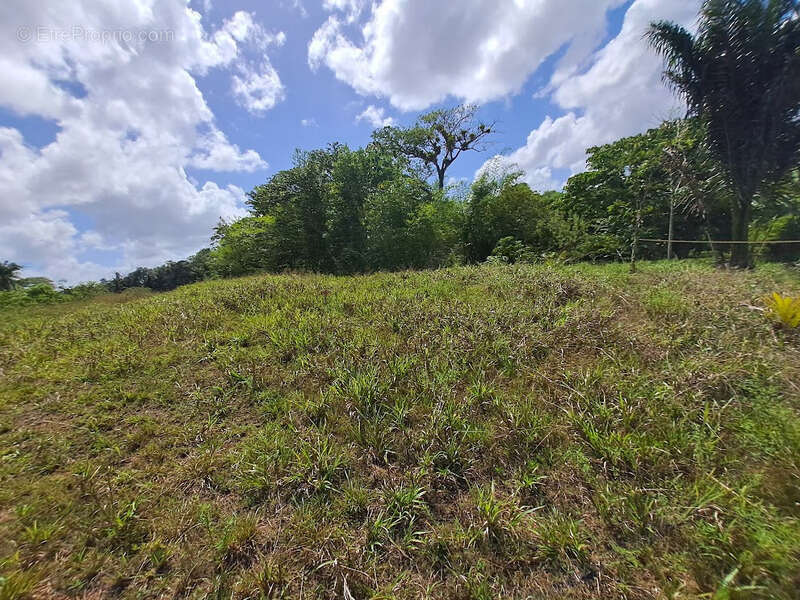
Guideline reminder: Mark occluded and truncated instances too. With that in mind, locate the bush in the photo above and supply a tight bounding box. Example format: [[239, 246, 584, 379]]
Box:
[[466, 178, 586, 263], [0, 281, 109, 310], [0, 283, 60, 309], [753, 215, 800, 263], [488, 237, 536, 264]]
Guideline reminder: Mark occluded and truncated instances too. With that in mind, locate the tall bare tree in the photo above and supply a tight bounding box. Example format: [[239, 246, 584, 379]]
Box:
[[372, 105, 494, 190]]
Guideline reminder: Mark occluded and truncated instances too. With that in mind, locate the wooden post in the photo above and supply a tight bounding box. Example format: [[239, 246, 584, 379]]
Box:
[[667, 196, 675, 259], [630, 203, 641, 273]]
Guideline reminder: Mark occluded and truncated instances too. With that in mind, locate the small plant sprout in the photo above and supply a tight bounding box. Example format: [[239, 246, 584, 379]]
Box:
[[475, 482, 529, 545]]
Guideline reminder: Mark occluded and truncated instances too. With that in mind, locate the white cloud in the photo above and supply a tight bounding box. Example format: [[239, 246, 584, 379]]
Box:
[[309, 0, 627, 110], [0, 0, 278, 283], [287, 0, 308, 18], [323, 0, 367, 23], [194, 10, 286, 114], [232, 62, 286, 114], [301, 118, 317, 127], [485, 0, 699, 189], [355, 105, 394, 128], [190, 128, 267, 171]]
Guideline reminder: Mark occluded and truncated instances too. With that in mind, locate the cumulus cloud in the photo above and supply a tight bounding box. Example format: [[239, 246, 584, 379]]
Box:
[[287, 0, 308, 18], [0, 0, 282, 282], [196, 11, 286, 114], [355, 105, 394, 128], [487, 0, 699, 189], [322, 0, 367, 23], [309, 0, 699, 190], [189, 128, 266, 171], [309, 0, 627, 110], [232, 62, 286, 114]]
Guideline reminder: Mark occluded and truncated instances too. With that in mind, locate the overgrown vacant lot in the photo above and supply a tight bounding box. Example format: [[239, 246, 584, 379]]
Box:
[[1, 262, 799, 599]]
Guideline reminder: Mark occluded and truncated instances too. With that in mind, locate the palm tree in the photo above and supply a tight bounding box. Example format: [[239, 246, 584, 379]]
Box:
[[648, 0, 800, 267], [0, 261, 22, 291]]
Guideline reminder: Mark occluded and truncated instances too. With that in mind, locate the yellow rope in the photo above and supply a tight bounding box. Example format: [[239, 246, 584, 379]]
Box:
[[640, 238, 800, 244]]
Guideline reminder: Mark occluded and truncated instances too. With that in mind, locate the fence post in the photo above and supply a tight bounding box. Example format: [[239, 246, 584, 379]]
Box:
[[630, 205, 641, 273], [667, 197, 675, 259]]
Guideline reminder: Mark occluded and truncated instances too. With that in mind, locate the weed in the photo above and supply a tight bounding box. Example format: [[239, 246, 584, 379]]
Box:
[[214, 513, 260, 565], [142, 539, 172, 572], [385, 484, 428, 527], [21, 520, 62, 547], [515, 461, 547, 504], [284, 435, 349, 497], [536, 511, 590, 569], [338, 480, 372, 522], [764, 291, 800, 328], [474, 482, 530, 546], [0, 570, 37, 600], [467, 375, 497, 411], [239, 557, 287, 599], [365, 484, 430, 555], [643, 286, 690, 318]]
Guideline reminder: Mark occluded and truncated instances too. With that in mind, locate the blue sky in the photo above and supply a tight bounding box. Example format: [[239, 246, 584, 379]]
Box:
[[0, 0, 698, 283]]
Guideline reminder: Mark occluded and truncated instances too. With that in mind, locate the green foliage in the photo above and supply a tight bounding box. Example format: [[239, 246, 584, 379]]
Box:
[[110, 249, 214, 293], [365, 179, 464, 270], [211, 143, 470, 276], [649, 0, 800, 267], [474, 482, 529, 545], [243, 144, 414, 273], [466, 174, 582, 263], [0, 569, 37, 600], [0, 261, 22, 291], [563, 120, 728, 260], [752, 214, 800, 263], [535, 511, 590, 569], [0, 284, 57, 309], [642, 286, 690, 318], [247, 147, 336, 270], [488, 237, 534, 264], [210, 216, 277, 277], [0, 278, 109, 310]]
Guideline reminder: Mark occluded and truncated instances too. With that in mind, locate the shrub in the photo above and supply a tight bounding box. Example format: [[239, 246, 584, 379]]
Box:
[[752, 215, 800, 263], [488, 237, 535, 264]]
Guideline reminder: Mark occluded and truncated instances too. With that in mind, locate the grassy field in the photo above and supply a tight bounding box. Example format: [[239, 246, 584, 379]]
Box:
[[1, 261, 799, 599]]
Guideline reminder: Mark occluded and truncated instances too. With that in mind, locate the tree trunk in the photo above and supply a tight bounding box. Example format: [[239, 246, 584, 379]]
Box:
[[729, 195, 752, 269], [437, 168, 446, 190]]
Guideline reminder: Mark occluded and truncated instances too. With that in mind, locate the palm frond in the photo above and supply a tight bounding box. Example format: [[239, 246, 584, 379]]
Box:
[[647, 21, 702, 109]]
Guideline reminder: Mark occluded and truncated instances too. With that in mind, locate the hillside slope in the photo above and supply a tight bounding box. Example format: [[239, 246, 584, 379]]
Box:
[[1, 262, 799, 599]]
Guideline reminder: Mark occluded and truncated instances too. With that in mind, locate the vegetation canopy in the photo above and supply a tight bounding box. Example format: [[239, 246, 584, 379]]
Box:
[[648, 0, 800, 267]]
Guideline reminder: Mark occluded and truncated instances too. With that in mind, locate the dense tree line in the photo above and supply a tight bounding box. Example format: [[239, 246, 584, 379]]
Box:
[[104, 118, 796, 294], [7, 120, 798, 301]]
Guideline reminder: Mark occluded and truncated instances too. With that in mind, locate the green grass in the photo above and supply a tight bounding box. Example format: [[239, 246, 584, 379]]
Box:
[[1, 260, 799, 599]]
